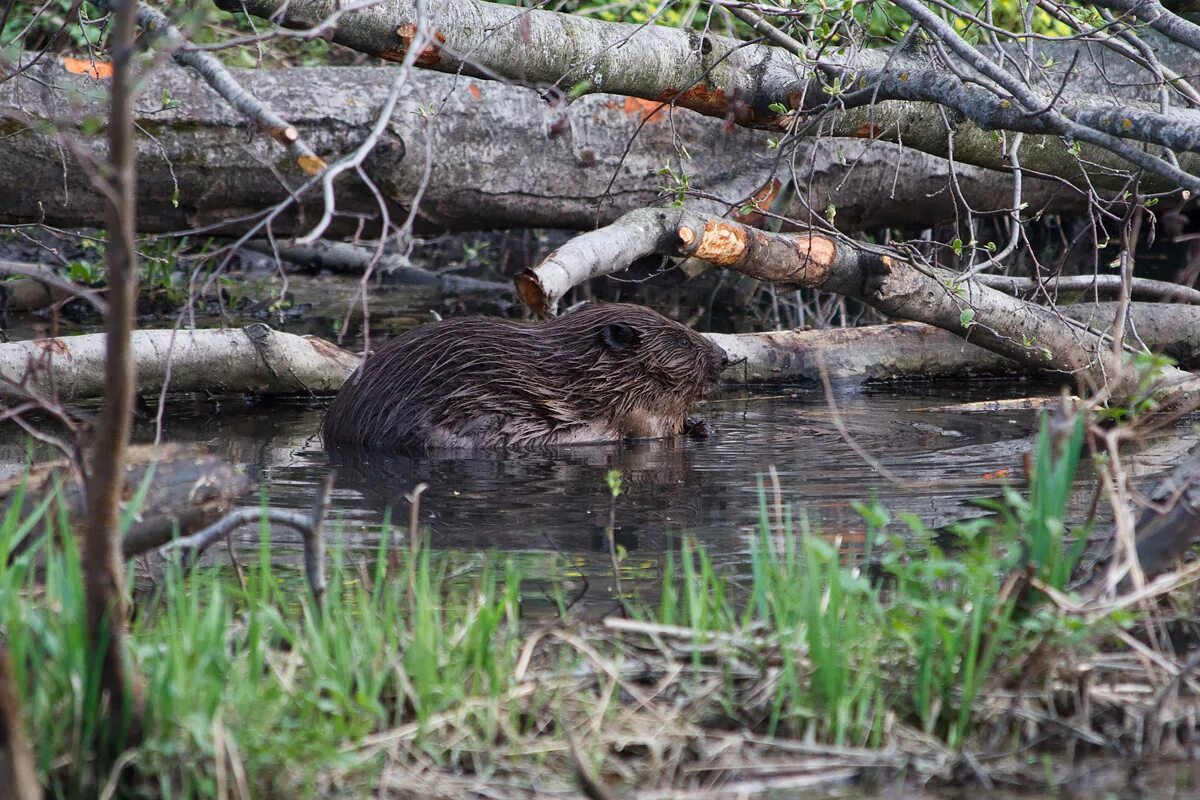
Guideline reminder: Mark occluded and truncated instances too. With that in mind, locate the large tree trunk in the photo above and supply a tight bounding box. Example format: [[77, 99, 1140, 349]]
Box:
[[216, 0, 1200, 192], [0, 61, 1089, 237]]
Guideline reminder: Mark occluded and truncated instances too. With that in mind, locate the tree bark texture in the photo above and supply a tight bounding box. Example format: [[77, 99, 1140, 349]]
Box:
[[0, 61, 1088, 236], [0, 325, 359, 402], [715, 304, 1200, 385]]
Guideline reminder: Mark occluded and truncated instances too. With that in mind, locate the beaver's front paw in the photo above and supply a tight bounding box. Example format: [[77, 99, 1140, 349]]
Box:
[[683, 415, 714, 438]]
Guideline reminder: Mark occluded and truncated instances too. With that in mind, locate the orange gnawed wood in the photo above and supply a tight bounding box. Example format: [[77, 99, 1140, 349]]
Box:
[[791, 235, 836, 282], [657, 85, 741, 120], [468, 83, 482, 100], [731, 177, 782, 227], [266, 124, 300, 147], [297, 154, 327, 175], [621, 96, 668, 123], [690, 220, 749, 266], [856, 123, 881, 138], [394, 24, 446, 67], [514, 270, 550, 318], [61, 56, 112, 79], [35, 338, 71, 358]]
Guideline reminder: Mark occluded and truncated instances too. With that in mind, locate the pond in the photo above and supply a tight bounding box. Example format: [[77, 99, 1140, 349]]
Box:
[[122, 380, 1141, 614]]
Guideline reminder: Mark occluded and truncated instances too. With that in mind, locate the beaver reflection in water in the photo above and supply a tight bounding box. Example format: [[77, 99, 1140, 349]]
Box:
[[321, 303, 728, 451]]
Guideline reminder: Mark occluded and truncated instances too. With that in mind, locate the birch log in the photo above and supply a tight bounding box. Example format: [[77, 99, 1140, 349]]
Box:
[[716, 304, 1200, 385], [0, 325, 359, 402]]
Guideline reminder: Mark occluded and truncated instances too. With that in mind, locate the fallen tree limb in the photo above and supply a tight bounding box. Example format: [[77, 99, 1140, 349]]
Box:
[[517, 208, 1200, 401], [0, 61, 1091, 236], [244, 240, 512, 293], [977, 275, 1200, 306], [0, 259, 104, 312], [1127, 443, 1200, 579], [1, 444, 251, 563], [90, 0, 327, 175], [0, 302, 1195, 403], [0, 325, 358, 402], [715, 304, 1200, 385], [164, 475, 335, 606]]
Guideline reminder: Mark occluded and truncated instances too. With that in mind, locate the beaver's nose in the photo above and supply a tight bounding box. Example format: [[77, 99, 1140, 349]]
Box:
[[715, 344, 730, 369]]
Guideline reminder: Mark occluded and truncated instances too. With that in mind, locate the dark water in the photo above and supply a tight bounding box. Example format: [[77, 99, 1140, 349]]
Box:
[[106, 380, 1179, 611]]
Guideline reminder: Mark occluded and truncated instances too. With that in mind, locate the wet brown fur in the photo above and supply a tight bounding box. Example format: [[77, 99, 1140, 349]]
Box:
[[322, 303, 727, 451]]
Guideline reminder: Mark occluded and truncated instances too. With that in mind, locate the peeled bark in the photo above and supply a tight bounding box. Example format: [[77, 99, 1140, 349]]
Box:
[[0, 325, 358, 402], [0, 61, 1089, 237]]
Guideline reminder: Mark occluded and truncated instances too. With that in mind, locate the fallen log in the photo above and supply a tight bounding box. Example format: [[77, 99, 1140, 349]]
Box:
[[0, 61, 1086, 237], [244, 240, 512, 293], [218, 0, 1200, 192], [0, 324, 359, 402], [2, 444, 251, 563], [0, 259, 102, 312], [717, 303, 1200, 385]]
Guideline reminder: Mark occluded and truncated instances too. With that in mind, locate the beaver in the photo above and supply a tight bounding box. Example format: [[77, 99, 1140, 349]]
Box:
[[321, 302, 728, 450]]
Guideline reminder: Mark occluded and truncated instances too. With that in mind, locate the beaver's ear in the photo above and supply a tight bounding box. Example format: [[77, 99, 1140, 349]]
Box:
[[600, 322, 640, 352]]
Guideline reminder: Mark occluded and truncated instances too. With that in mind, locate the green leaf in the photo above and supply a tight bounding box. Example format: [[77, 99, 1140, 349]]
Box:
[[79, 116, 104, 136], [959, 308, 976, 328]]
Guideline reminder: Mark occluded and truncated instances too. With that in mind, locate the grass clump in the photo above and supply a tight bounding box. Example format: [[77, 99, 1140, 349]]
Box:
[[4, 415, 1197, 797]]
